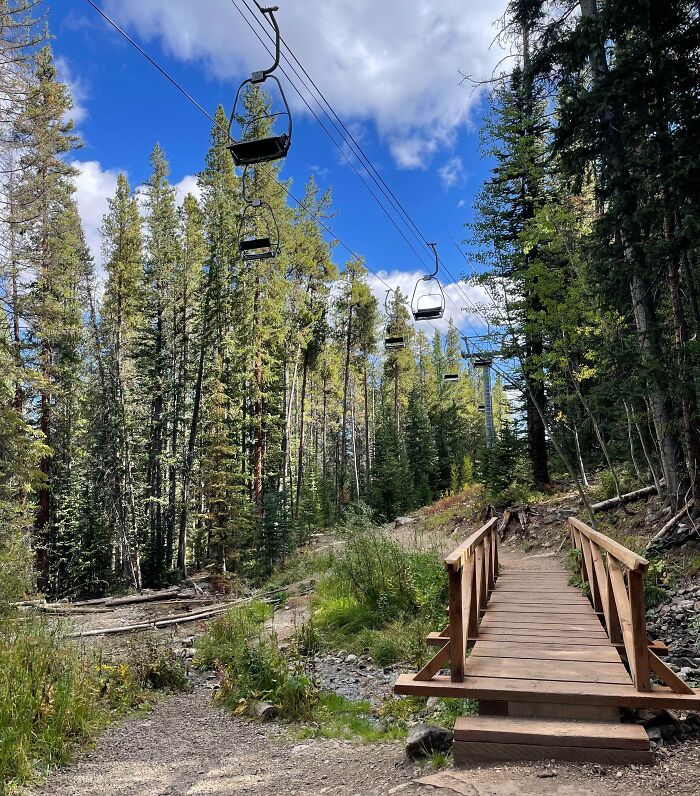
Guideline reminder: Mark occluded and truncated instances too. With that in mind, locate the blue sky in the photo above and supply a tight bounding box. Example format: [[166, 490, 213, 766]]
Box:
[[49, 0, 507, 337]]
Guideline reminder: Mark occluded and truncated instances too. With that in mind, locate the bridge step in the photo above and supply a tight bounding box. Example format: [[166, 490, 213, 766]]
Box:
[[453, 715, 653, 766], [394, 672, 700, 710]]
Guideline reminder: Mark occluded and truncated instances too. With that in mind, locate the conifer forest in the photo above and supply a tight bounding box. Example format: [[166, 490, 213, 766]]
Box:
[[1, 0, 700, 600], [3, 1, 700, 794]]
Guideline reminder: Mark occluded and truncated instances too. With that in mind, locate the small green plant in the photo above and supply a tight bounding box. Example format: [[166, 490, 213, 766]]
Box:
[[644, 559, 670, 608], [297, 693, 404, 742], [197, 601, 318, 720], [425, 751, 450, 770]]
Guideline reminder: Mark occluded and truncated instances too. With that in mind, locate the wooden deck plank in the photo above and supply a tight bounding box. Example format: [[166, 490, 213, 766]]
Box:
[[486, 604, 596, 615], [453, 715, 649, 750], [394, 673, 700, 709], [476, 631, 614, 646], [479, 620, 608, 641], [488, 595, 589, 604], [464, 657, 632, 685], [471, 641, 622, 663], [481, 621, 607, 634]]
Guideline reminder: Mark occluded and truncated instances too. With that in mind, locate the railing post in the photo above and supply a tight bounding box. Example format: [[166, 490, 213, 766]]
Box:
[[492, 525, 499, 583], [606, 563, 623, 646], [448, 564, 465, 682], [627, 569, 651, 692]]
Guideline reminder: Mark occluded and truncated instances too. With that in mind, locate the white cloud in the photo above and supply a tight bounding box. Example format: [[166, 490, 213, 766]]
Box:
[[102, 0, 500, 168], [173, 174, 202, 205], [457, 198, 466, 208], [438, 156, 466, 189], [365, 268, 490, 336], [71, 159, 120, 266], [55, 56, 88, 125]]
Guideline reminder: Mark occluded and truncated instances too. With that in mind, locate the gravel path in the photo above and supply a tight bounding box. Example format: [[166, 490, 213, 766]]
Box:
[[26, 681, 425, 796]]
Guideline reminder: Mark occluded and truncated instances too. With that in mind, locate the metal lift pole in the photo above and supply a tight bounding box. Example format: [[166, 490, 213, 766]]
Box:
[[482, 360, 495, 449]]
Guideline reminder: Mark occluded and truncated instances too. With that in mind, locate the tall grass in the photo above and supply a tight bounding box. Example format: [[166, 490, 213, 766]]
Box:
[[197, 601, 318, 720], [0, 617, 189, 795], [312, 520, 447, 666], [0, 618, 101, 794]]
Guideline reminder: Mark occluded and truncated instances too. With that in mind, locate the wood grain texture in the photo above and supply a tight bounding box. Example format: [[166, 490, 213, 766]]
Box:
[[453, 740, 654, 766], [454, 715, 650, 749]]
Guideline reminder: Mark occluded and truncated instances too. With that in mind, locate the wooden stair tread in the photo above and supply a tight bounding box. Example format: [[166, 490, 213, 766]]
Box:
[[395, 673, 700, 709], [471, 640, 622, 663], [454, 715, 650, 750]]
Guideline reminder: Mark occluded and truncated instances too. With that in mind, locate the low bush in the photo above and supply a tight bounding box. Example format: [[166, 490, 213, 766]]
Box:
[[312, 519, 447, 666], [196, 601, 318, 720]]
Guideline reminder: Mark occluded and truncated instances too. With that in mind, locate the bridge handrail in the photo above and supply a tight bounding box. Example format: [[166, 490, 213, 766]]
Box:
[[568, 516, 649, 572], [566, 516, 694, 697], [444, 517, 498, 571]]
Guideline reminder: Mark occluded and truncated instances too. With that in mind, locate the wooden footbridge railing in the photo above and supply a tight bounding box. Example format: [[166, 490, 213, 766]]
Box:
[[395, 514, 700, 765]]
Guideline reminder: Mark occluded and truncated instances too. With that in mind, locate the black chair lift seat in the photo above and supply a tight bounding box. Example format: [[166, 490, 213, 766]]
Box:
[[228, 133, 290, 167], [384, 335, 406, 350], [413, 306, 445, 321]]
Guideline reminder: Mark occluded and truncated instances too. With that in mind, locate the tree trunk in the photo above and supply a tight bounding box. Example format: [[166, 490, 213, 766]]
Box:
[[253, 275, 264, 516], [294, 347, 309, 518], [341, 304, 353, 495], [363, 361, 371, 485]]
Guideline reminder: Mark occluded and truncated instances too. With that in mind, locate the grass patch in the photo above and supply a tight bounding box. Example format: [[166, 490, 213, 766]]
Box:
[[311, 516, 448, 668], [266, 547, 336, 591], [0, 616, 188, 795], [296, 693, 404, 742], [196, 601, 318, 720], [379, 695, 477, 730]]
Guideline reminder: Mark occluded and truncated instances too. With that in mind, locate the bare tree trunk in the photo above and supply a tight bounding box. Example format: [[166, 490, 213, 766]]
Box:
[[178, 264, 214, 577], [623, 400, 643, 482], [253, 275, 264, 516], [363, 361, 371, 485], [341, 304, 353, 496], [294, 348, 309, 518]]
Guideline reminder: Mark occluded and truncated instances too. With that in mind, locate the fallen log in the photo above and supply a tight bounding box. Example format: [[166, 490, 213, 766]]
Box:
[[68, 594, 273, 638], [645, 499, 696, 551], [591, 484, 658, 513]]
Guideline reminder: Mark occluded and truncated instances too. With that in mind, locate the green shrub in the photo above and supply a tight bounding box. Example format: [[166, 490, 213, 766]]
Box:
[[0, 616, 189, 795], [312, 524, 448, 666], [197, 601, 318, 720], [296, 693, 404, 742]]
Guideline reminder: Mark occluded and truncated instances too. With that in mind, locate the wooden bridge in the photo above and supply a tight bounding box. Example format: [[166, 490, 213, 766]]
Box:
[[395, 516, 700, 765]]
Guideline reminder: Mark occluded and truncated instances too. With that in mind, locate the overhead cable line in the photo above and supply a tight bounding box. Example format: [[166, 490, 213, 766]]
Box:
[[233, 0, 504, 348], [82, 0, 511, 390], [228, 0, 436, 275]]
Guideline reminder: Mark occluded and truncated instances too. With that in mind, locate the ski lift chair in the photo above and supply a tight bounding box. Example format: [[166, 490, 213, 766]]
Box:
[[383, 289, 407, 349], [238, 199, 280, 261], [227, 7, 292, 166], [411, 242, 445, 321], [384, 335, 406, 350], [443, 373, 459, 382]]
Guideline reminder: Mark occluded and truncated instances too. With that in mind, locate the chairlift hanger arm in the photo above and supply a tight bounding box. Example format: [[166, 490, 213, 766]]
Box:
[[252, 5, 281, 82], [426, 242, 439, 279]]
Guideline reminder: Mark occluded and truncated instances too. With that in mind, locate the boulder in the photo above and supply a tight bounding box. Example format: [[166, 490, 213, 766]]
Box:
[[405, 723, 454, 760]]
